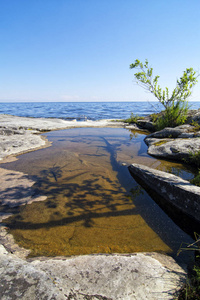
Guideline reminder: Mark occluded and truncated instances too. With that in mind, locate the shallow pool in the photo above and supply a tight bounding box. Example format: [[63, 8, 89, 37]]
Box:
[[2, 128, 194, 260]]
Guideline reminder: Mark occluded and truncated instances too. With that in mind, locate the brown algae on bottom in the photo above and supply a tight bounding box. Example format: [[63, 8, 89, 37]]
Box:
[[6, 199, 172, 257], [3, 127, 194, 257]]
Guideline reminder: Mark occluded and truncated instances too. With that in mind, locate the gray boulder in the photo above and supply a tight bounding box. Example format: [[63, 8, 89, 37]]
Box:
[[145, 124, 199, 139], [145, 137, 200, 160], [137, 119, 155, 131], [186, 109, 200, 124], [144, 125, 200, 161]]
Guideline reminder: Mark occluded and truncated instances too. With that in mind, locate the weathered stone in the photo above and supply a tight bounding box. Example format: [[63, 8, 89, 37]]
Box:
[[0, 128, 25, 136], [145, 137, 200, 160], [0, 222, 30, 259], [186, 109, 200, 124], [0, 245, 64, 300], [0, 245, 186, 300], [144, 124, 200, 161], [145, 125, 197, 139], [137, 119, 155, 131], [0, 131, 49, 161], [0, 114, 124, 132], [128, 163, 200, 223]]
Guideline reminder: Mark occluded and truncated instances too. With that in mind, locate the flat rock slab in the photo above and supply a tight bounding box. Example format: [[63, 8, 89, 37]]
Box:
[[0, 114, 123, 131], [0, 131, 48, 161], [0, 245, 186, 300], [129, 163, 200, 223]]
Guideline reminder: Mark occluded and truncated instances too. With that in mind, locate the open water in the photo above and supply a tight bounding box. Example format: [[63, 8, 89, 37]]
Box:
[[0, 101, 200, 120]]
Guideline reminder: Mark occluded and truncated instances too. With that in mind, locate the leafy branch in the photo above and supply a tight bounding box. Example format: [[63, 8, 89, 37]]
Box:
[[130, 59, 198, 129]]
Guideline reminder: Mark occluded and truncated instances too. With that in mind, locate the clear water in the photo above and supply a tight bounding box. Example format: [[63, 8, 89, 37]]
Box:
[[2, 127, 194, 261], [0, 101, 200, 121]]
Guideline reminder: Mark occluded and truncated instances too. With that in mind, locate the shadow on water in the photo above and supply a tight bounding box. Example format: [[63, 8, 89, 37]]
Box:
[[1, 128, 195, 261]]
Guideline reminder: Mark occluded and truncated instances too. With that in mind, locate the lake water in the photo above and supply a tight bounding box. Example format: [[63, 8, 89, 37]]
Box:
[[2, 127, 194, 262], [1, 101, 200, 120]]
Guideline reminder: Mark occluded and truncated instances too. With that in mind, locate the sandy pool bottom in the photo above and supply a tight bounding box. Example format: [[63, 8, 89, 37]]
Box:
[[2, 127, 194, 258]]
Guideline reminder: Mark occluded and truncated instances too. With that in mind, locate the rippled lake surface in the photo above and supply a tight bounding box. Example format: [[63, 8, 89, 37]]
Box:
[[2, 128, 194, 260], [1, 101, 200, 120]]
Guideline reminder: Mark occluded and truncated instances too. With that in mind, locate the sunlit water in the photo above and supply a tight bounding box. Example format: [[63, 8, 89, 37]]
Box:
[[2, 128, 194, 260], [1, 101, 200, 120]]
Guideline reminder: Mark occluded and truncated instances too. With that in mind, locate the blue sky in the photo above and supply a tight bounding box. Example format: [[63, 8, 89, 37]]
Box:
[[0, 0, 200, 102]]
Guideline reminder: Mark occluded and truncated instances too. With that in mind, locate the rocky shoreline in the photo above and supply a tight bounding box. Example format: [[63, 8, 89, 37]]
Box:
[[127, 109, 200, 164], [126, 111, 200, 225], [0, 113, 199, 299]]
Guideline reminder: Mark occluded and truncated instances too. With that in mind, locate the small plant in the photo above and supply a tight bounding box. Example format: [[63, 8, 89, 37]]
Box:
[[177, 233, 200, 300], [155, 100, 189, 130], [189, 151, 200, 168], [178, 233, 200, 256], [190, 170, 200, 186], [185, 152, 200, 186], [150, 113, 159, 123], [190, 120, 200, 132], [178, 269, 200, 300], [130, 59, 198, 130], [124, 113, 142, 124]]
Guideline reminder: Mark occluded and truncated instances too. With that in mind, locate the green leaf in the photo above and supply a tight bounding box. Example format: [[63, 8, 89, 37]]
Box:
[[130, 58, 198, 128]]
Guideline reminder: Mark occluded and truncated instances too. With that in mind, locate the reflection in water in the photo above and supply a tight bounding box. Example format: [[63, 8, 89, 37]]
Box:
[[2, 128, 194, 260]]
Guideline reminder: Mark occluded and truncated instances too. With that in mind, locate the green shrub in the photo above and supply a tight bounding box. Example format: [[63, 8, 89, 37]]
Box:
[[177, 234, 200, 299], [178, 266, 200, 299], [190, 171, 200, 186], [150, 113, 159, 123], [124, 113, 142, 124], [190, 120, 200, 132], [130, 59, 198, 130], [189, 151, 200, 168], [155, 101, 188, 130]]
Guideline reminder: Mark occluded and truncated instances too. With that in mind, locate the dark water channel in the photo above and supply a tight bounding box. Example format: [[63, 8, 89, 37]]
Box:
[[2, 128, 195, 262]]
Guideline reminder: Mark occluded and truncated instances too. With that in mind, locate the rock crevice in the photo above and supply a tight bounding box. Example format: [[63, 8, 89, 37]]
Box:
[[129, 163, 200, 223]]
